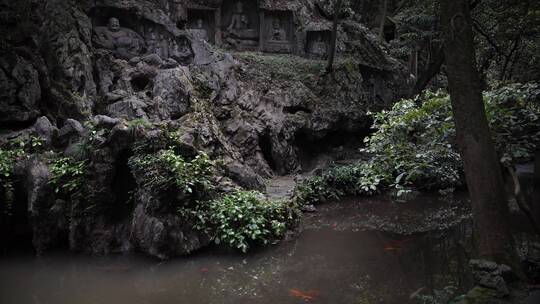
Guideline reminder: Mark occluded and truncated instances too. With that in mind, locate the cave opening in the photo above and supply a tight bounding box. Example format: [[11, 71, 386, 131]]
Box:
[[130, 74, 151, 92], [294, 127, 373, 173], [109, 149, 137, 222], [259, 132, 277, 172]]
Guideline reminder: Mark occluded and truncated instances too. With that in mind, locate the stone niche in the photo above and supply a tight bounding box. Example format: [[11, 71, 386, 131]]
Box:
[[187, 8, 220, 44], [305, 30, 331, 59], [90, 7, 192, 63], [221, 0, 260, 51], [91, 8, 146, 59], [261, 10, 294, 53]]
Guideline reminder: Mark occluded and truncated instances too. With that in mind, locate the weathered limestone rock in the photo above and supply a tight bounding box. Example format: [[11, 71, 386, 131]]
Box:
[[130, 193, 211, 259], [107, 97, 149, 120], [13, 157, 58, 254], [0, 55, 41, 125], [33, 117, 57, 145], [58, 119, 85, 146], [469, 259, 514, 297], [93, 115, 122, 128]]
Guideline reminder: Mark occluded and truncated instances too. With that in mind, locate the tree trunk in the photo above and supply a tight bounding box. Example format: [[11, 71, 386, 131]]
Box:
[[409, 46, 418, 78], [378, 0, 388, 42], [441, 0, 513, 262], [412, 46, 445, 96], [534, 148, 540, 228], [326, 0, 342, 73]]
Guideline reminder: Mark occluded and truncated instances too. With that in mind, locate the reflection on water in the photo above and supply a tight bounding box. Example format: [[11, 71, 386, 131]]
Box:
[[0, 197, 474, 304]]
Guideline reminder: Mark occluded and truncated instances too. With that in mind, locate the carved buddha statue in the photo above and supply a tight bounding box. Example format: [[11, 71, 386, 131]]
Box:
[[190, 19, 209, 41], [309, 35, 327, 57], [94, 17, 144, 59], [270, 17, 287, 41], [228, 1, 249, 31], [224, 1, 258, 50]]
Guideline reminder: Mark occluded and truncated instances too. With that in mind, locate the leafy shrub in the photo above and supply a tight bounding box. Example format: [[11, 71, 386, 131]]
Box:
[[160, 150, 214, 194], [128, 148, 214, 198], [363, 90, 462, 190], [294, 83, 540, 205], [70, 122, 110, 160], [294, 162, 384, 205], [192, 191, 299, 252], [48, 157, 87, 197], [486, 83, 540, 161], [0, 148, 19, 211]]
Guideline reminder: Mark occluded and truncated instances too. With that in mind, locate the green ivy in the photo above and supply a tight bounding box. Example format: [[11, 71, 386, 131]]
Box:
[[48, 157, 87, 198]]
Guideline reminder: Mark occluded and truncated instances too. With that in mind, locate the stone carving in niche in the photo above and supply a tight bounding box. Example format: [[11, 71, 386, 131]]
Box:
[[187, 9, 217, 43], [144, 26, 193, 63], [270, 17, 286, 41], [228, 1, 249, 30], [94, 17, 144, 59], [263, 11, 293, 53], [306, 31, 330, 58], [191, 19, 209, 41], [145, 26, 166, 58], [223, 0, 259, 50], [171, 0, 188, 28]]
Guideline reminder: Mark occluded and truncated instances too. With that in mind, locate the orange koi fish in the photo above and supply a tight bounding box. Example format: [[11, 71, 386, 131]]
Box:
[[383, 238, 416, 251], [289, 289, 319, 301], [383, 245, 401, 251]]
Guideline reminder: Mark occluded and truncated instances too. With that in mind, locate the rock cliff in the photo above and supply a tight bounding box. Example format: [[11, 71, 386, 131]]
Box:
[[0, 0, 407, 258]]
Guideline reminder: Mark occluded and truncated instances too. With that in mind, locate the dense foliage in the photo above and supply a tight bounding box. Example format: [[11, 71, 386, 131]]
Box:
[[128, 149, 214, 198], [486, 84, 540, 161], [294, 83, 540, 205], [373, 0, 540, 88], [191, 191, 299, 252], [294, 162, 384, 205], [48, 157, 87, 198], [474, 0, 540, 83], [364, 90, 460, 190]]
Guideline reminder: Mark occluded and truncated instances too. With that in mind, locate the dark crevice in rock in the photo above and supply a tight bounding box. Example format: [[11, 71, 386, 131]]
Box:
[[259, 132, 277, 172], [109, 149, 137, 222], [131, 74, 152, 92], [170, 112, 184, 120], [0, 116, 38, 132], [283, 105, 312, 114]]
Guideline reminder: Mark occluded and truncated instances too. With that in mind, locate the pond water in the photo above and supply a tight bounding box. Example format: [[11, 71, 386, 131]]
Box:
[[0, 196, 474, 304]]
